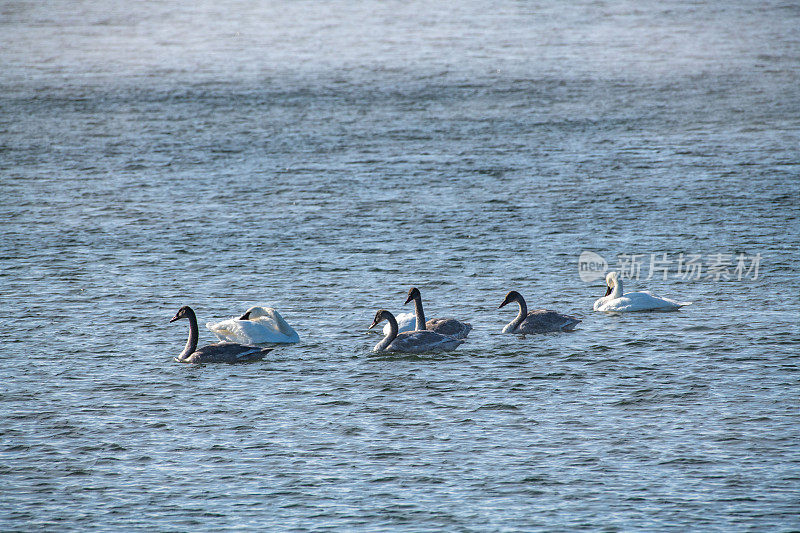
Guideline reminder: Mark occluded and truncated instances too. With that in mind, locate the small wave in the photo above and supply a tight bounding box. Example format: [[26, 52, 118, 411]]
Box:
[[474, 403, 520, 411], [682, 325, 718, 332]]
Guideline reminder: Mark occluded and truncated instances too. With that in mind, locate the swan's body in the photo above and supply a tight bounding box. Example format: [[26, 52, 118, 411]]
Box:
[[593, 272, 691, 312], [405, 287, 472, 339], [369, 309, 464, 353], [207, 306, 299, 344], [171, 306, 272, 363], [382, 312, 416, 336], [499, 291, 580, 333]]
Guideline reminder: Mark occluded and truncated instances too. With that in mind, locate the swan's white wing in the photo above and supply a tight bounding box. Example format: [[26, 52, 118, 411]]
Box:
[[207, 318, 251, 343], [596, 291, 691, 312], [207, 318, 298, 344], [383, 312, 416, 335], [593, 296, 610, 311], [250, 315, 300, 343], [636, 291, 692, 308]]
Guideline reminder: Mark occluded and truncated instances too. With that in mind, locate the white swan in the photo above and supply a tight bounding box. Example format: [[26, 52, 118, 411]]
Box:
[[499, 291, 581, 333], [368, 309, 464, 353], [593, 272, 692, 312], [382, 312, 416, 336], [171, 306, 272, 363], [207, 306, 300, 344], [404, 287, 472, 339]]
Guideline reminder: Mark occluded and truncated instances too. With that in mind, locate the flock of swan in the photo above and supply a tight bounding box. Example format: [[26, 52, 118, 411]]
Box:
[[170, 271, 692, 363]]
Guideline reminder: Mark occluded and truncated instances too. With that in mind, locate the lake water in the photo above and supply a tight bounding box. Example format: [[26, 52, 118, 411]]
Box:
[[1, 0, 799, 530]]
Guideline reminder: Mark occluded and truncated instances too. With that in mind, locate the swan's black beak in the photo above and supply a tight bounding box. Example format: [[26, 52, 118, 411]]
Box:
[[404, 287, 418, 305], [604, 285, 612, 296], [239, 311, 251, 320], [169, 314, 181, 323], [498, 296, 511, 309], [368, 319, 380, 330]]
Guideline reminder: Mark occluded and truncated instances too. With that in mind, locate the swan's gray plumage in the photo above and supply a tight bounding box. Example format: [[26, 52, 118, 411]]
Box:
[[515, 309, 581, 333], [170, 306, 272, 363], [369, 309, 464, 353], [404, 287, 472, 339], [181, 343, 269, 364], [425, 317, 472, 338], [499, 291, 580, 334]]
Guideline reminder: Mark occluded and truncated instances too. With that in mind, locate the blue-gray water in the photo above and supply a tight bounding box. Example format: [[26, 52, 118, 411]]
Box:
[[2, 1, 799, 530]]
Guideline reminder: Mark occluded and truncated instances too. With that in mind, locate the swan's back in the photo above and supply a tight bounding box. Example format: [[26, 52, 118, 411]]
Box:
[[515, 310, 581, 333], [596, 291, 691, 312], [177, 343, 272, 364], [207, 319, 264, 343], [207, 307, 299, 344], [379, 330, 464, 353], [426, 318, 472, 339]]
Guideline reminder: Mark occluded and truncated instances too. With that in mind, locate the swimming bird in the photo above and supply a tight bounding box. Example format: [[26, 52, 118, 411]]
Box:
[[404, 287, 472, 339], [170, 306, 272, 363], [593, 271, 692, 312], [207, 306, 300, 344], [368, 309, 465, 353], [499, 291, 581, 333]]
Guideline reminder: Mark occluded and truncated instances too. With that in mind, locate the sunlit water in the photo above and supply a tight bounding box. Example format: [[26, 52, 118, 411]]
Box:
[[2, 1, 799, 530]]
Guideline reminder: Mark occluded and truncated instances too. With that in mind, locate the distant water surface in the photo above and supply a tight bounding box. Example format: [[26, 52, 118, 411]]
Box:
[[1, 0, 799, 530]]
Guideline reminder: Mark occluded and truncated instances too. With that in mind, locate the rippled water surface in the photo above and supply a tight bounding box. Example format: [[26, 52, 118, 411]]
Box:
[[2, 0, 799, 530]]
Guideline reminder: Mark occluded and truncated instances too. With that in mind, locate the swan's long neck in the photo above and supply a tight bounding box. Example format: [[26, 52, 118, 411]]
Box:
[[611, 277, 623, 298], [411, 295, 426, 331], [179, 309, 199, 360], [272, 310, 299, 341], [264, 309, 289, 334], [376, 314, 399, 351], [507, 294, 527, 332]]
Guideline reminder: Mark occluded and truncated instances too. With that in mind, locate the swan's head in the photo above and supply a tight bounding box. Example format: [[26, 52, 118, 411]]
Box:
[[498, 291, 522, 309], [170, 305, 194, 323], [239, 306, 274, 320], [368, 309, 393, 330], [604, 272, 620, 296], [404, 287, 421, 304]]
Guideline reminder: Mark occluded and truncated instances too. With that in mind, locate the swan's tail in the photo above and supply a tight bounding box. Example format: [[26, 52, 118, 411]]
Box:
[[235, 347, 273, 362]]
